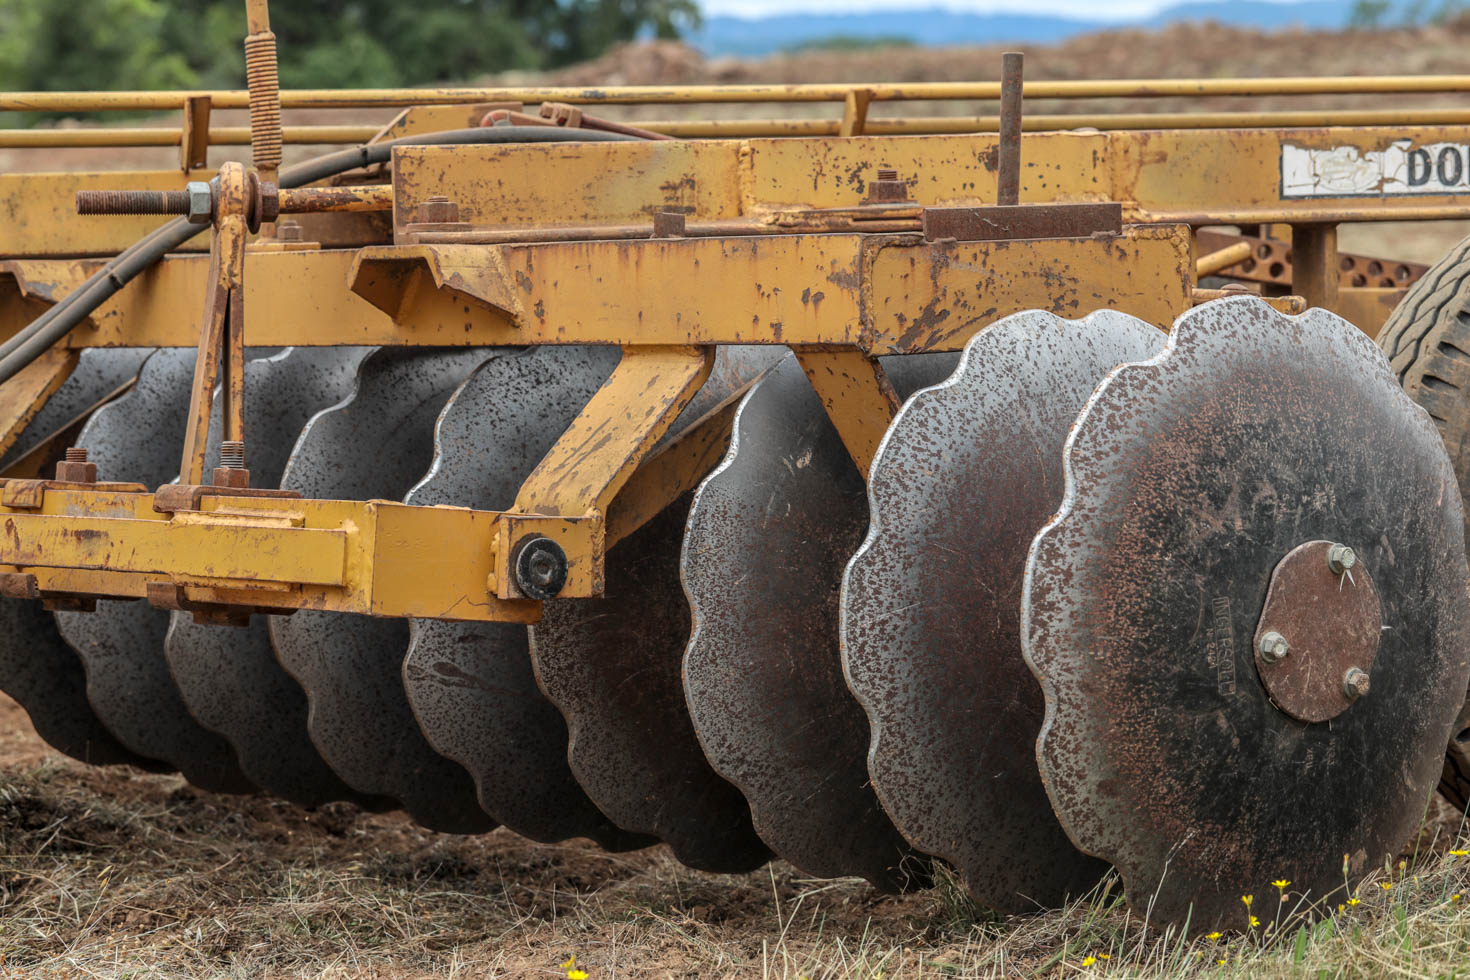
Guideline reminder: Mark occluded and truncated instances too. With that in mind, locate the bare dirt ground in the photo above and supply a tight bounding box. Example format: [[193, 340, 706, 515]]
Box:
[[4, 20, 1470, 978]]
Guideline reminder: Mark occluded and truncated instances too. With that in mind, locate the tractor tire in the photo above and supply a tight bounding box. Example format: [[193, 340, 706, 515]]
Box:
[[1377, 234, 1470, 813]]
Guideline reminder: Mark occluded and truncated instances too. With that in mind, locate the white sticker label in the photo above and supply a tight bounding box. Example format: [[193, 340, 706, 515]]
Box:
[[1280, 140, 1470, 198]]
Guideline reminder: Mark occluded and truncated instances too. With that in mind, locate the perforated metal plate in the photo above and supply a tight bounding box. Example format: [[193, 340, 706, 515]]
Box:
[[1023, 298, 1470, 930], [163, 347, 390, 808], [270, 346, 496, 833], [839, 311, 1161, 910], [55, 348, 254, 793], [681, 353, 957, 890], [532, 492, 772, 873]]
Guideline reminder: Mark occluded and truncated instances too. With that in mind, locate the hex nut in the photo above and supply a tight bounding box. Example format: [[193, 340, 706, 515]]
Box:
[[1258, 630, 1289, 663], [185, 181, 214, 225], [1327, 543, 1357, 575], [1343, 667, 1371, 700]]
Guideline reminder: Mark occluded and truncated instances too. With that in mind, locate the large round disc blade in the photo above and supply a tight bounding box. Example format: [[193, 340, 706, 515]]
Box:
[[0, 347, 152, 471], [164, 347, 391, 808], [1023, 298, 1470, 930], [0, 349, 162, 769], [56, 348, 254, 793], [270, 346, 496, 833], [403, 345, 653, 848], [841, 310, 1161, 911], [0, 597, 167, 769], [681, 353, 955, 889], [532, 492, 772, 873]]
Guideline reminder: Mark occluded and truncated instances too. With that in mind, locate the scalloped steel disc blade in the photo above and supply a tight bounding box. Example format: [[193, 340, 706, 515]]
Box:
[[532, 492, 772, 873], [0, 349, 161, 769], [0, 597, 167, 770], [840, 311, 1161, 911], [270, 346, 496, 833], [0, 347, 152, 471], [1023, 298, 1470, 931], [402, 345, 651, 848], [164, 347, 393, 809], [403, 345, 780, 848], [681, 353, 957, 890], [55, 348, 253, 793]]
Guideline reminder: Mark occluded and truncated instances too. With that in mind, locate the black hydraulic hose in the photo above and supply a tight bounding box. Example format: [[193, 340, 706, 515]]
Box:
[[0, 126, 636, 387]]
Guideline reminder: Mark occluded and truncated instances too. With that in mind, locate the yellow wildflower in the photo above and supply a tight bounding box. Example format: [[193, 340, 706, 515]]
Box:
[[1249, 915, 1261, 928], [1379, 882, 1393, 891], [569, 972, 589, 980], [1082, 956, 1096, 967], [1205, 932, 1222, 941], [1272, 879, 1290, 890], [1450, 850, 1469, 857], [1348, 897, 1362, 906], [1241, 894, 1253, 907], [561, 957, 576, 970], [1452, 894, 1462, 904]]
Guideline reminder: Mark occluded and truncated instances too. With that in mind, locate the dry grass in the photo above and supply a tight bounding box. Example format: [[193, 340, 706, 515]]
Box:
[[0, 737, 1465, 979]]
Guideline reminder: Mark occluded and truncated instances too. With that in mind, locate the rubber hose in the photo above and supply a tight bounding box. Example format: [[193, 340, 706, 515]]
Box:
[[0, 126, 636, 386]]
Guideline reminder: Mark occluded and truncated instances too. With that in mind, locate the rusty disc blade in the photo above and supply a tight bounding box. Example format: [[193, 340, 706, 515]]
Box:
[[403, 345, 780, 849], [270, 346, 496, 833], [532, 491, 772, 873], [0, 347, 152, 472], [1023, 298, 1470, 930], [0, 597, 168, 770], [164, 347, 395, 809], [681, 353, 957, 890], [0, 349, 163, 770], [55, 348, 254, 793], [402, 345, 652, 848], [841, 310, 1161, 912]]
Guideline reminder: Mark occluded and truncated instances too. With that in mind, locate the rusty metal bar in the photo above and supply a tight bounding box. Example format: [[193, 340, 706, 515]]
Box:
[[1195, 241, 1254, 278], [12, 76, 1470, 112], [1292, 223, 1340, 310], [1149, 205, 1470, 225], [997, 53, 1023, 207], [11, 109, 1470, 150]]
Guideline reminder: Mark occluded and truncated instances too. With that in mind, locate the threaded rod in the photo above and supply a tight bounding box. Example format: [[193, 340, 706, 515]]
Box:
[[76, 189, 190, 215], [64, 447, 88, 463], [219, 440, 246, 470]]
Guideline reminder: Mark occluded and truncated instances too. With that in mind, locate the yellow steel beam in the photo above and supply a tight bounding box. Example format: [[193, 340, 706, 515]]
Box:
[[0, 487, 545, 622], [794, 350, 899, 476], [0, 348, 77, 458], [8, 75, 1470, 112], [349, 227, 1192, 352], [0, 126, 381, 149]]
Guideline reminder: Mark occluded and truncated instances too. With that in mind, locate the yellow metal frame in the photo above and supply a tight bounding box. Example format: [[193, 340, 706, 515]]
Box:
[[5, 73, 1470, 623]]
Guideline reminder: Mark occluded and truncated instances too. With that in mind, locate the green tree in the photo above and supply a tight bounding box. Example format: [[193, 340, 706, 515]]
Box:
[[1347, 0, 1392, 27], [0, 0, 699, 97]]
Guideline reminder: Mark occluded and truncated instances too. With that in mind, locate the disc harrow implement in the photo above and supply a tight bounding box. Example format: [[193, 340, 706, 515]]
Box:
[[3, 11, 1470, 934]]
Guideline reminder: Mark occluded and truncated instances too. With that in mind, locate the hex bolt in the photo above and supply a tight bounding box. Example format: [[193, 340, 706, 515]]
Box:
[[276, 218, 303, 242], [418, 195, 461, 224], [219, 440, 246, 470], [1343, 667, 1371, 700], [1327, 543, 1357, 575], [1258, 630, 1289, 663], [56, 446, 97, 484]]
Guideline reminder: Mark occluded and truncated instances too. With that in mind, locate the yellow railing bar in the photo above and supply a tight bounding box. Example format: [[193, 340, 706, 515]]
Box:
[[6, 74, 1470, 113], [8, 108, 1470, 149]]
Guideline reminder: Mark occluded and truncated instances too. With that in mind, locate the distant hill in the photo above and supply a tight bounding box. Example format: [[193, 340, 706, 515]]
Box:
[[689, 1, 1363, 56]]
